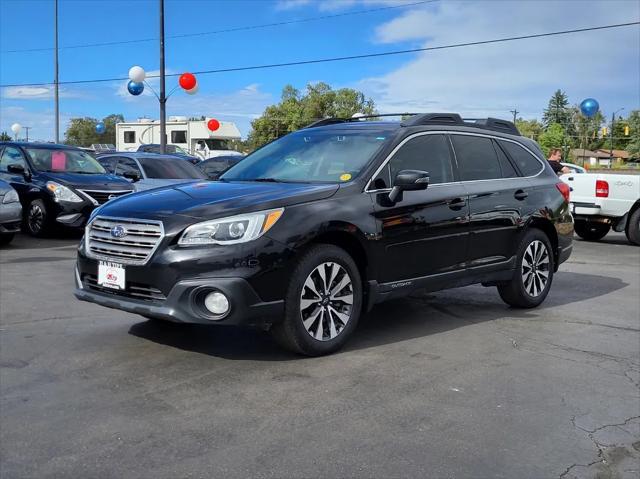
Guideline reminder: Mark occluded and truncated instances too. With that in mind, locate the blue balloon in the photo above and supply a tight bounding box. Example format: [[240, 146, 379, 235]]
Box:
[[95, 122, 105, 134], [127, 80, 144, 96], [580, 98, 599, 118]]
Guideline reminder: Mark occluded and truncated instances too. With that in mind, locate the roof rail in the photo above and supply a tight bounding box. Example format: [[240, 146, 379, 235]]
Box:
[[464, 117, 520, 136], [304, 118, 348, 128], [401, 113, 464, 127]]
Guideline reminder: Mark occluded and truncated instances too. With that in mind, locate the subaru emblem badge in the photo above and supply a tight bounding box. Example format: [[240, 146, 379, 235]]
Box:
[[110, 225, 127, 238]]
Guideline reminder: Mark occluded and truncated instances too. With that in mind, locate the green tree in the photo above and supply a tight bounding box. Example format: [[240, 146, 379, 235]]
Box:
[[538, 123, 567, 157], [542, 90, 574, 135], [246, 82, 376, 149], [515, 118, 543, 140], [65, 114, 124, 146], [0, 131, 12, 141], [571, 107, 604, 151], [623, 110, 640, 158]]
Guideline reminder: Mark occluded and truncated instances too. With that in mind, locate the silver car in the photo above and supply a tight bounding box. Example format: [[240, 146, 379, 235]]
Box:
[[96, 153, 207, 192], [0, 180, 22, 245]]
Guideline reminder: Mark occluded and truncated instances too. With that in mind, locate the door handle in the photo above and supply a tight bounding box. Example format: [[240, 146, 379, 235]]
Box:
[[514, 190, 528, 200], [447, 197, 467, 210]]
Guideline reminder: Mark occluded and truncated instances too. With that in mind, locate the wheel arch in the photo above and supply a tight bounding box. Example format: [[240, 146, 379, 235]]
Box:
[[525, 216, 559, 270]]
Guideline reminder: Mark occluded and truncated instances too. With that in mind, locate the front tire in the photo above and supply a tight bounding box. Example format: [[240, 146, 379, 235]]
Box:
[[625, 208, 640, 246], [574, 220, 610, 241], [24, 199, 50, 237], [498, 229, 554, 308], [270, 244, 362, 356]]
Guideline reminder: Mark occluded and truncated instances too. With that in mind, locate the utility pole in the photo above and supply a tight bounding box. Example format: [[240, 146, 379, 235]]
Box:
[[24, 126, 32, 142], [54, 0, 59, 143], [510, 109, 519, 124], [159, 0, 166, 154]]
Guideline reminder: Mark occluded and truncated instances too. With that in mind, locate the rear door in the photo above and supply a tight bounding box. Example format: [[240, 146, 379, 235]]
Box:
[[450, 134, 524, 269], [370, 133, 470, 283]]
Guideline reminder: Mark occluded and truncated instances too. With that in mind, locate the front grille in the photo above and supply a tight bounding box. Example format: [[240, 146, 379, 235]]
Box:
[[86, 216, 163, 265], [82, 274, 166, 302], [79, 189, 131, 205]]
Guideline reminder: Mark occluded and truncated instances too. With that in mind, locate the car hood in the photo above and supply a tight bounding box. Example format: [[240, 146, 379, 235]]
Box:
[[42, 171, 133, 190], [97, 180, 339, 227]]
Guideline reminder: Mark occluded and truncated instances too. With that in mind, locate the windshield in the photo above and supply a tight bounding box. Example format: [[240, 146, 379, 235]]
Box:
[[220, 130, 391, 183], [197, 139, 231, 151], [26, 147, 106, 174], [139, 157, 206, 179]]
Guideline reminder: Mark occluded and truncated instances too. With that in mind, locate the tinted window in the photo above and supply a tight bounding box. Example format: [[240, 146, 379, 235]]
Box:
[[98, 157, 117, 173], [124, 131, 136, 143], [171, 131, 187, 143], [388, 134, 453, 184], [200, 158, 241, 178], [0, 146, 26, 172], [493, 141, 518, 178], [139, 158, 205, 179], [451, 135, 501, 181], [116, 157, 140, 175], [498, 140, 543, 176]]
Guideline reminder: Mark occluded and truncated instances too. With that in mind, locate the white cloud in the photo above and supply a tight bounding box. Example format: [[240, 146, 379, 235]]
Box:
[[1, 85, 84, 100], [356, 0, 640, 119]]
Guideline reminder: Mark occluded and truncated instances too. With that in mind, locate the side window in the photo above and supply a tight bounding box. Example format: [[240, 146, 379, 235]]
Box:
[[115, 157, 140, 175], [0, 146, 26, 172], [498, 140, 543, 177], [123, 131, 136, 144], [493, 140, 518, 178], [451, 135, 501, 181], [371, 164, 391, 190], [171, 131, 187, 143], [388, 134, 454, 185], [98, 157, 117, 173]]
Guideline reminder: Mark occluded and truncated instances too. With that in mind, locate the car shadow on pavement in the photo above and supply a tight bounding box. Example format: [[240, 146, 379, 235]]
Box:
[[128, 271, 628, 360]]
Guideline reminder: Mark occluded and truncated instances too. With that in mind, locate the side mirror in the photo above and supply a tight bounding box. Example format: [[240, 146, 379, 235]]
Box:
[[7, 163, 25, 174], [123, 170, 141, 182], [388, 170, 429, 203]]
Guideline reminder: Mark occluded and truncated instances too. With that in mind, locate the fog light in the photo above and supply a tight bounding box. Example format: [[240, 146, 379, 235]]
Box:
[[204, 291, 230, 316]]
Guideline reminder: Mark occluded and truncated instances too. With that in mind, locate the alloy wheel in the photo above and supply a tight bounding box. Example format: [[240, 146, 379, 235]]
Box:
[[28, 204, 44, 234], [299, 262, 354, 341], [521, 240, 550, 297]]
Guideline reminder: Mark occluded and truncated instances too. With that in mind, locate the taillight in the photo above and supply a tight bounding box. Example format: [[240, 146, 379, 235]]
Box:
[[556, 182, 570, 203], [596, 180, 609, 198]]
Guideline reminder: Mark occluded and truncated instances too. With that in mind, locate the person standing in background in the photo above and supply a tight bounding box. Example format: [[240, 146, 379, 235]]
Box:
[[547, 148, 570, 175]]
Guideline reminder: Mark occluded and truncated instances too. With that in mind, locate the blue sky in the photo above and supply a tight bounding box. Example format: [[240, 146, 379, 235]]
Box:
[[1, 0, 639, 141]]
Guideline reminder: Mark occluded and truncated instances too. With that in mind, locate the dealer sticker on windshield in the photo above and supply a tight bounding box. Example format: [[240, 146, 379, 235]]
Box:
[[98, 261, 125, 290]]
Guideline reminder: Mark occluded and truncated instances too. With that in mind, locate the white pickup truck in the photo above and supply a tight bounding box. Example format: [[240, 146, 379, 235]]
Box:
[[561, 172, 640, 245]]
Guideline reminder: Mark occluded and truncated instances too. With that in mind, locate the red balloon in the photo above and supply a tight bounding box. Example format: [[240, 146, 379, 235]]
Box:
[[207, 118, 220, 131], [179, 72, 197, 90]]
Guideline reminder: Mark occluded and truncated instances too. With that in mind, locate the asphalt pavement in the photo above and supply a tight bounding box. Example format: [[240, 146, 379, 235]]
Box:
[[1, 232, 639, 478]]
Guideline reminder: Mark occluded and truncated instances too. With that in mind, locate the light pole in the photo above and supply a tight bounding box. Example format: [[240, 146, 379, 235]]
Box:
[[54, 0, 59, 143], [159, 0, 166, 153]]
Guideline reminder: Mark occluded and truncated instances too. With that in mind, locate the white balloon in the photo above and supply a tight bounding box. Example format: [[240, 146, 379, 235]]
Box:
[[185, 82, 199, 95], [129, 65, 146, 82], [10, 123, 22, 134]]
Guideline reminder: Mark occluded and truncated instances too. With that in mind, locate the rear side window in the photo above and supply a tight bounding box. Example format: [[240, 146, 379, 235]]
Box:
[[388, 134, 454, 185], [450, 135, 501, 181], [116, 157, 140, 175], [493, 141, 518, 178], [498, 140, 543, 176]]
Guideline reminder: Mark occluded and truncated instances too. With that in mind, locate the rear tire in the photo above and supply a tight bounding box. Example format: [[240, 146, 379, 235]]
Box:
[[24, 199, 50, 237], [625, 208, 640, 246], [574, 220, 610, 241], [498, 228, 554, 308], [270, 244, 362, 356]]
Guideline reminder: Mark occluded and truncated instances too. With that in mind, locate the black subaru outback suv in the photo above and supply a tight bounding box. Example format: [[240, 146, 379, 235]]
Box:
[[74, 113, 573, 355]]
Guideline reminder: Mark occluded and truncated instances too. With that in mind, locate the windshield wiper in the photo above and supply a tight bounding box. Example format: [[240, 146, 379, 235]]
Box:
[[250, 178, 283, 183]]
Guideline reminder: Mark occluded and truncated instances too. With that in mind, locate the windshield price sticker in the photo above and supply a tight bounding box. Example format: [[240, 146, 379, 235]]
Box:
[[98, 261, 126, 290]]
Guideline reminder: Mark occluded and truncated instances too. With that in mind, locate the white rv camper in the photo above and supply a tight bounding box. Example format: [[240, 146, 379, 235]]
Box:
[[115, 117, 243, 159]]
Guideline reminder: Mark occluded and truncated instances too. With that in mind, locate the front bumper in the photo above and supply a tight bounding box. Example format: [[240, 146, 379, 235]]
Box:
[[74, 266, 284, 327], [0, 202, 22, 233]]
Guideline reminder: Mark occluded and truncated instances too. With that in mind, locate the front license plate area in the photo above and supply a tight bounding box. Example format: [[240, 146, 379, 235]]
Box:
[[98, 261, 125, 290]]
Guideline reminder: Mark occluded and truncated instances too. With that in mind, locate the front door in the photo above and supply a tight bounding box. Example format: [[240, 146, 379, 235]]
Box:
[[449, 134, 525, 268], [370, 133, 470, 283], [0, 146, 31, 201]]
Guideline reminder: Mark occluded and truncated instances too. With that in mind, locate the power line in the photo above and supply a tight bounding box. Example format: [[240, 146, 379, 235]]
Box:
[[1, 21, 638, 88], [1, 0, 436, 54]]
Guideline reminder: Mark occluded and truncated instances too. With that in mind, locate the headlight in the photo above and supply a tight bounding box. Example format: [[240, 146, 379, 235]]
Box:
[[2, 189, 19, 204], [178, 208, 284, 246], [46, 181, 83, 203]]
